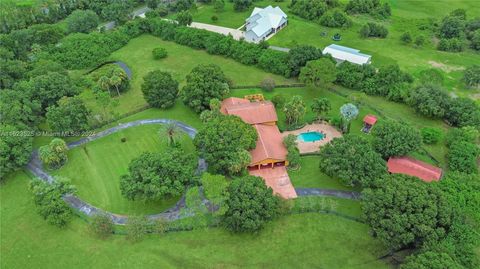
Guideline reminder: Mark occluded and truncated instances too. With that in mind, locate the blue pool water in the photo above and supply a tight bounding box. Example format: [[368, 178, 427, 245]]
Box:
[[298, 131, 325, 142]]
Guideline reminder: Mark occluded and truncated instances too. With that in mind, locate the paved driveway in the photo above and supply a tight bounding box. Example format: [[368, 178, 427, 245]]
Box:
[[190, 22, 245, 40]]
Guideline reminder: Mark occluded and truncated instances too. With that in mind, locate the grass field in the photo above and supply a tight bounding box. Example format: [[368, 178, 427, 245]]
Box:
[[52, 124, 196, 215], [191, 0, 480, 98], [0, 172, 390, 269], [289, 155, 357, 191], [95, 34, 296, 115]]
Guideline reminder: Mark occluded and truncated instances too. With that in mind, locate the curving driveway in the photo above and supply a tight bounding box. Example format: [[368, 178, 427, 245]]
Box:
[[26, 119, 360, 225], [26, 119, 206, 225]]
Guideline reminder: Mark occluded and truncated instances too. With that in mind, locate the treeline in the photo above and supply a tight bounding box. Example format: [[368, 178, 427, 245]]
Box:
[[0, 0, 145, 34], [437, 9, 480, 52], [289, 0, 390, 29], [335, 62, 480, 129]]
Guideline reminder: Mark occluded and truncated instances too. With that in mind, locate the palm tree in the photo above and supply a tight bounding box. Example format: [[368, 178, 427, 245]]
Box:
[[109, 75, 122, 97], [159, 123, 181, 146], [98, 76, 112, 95]]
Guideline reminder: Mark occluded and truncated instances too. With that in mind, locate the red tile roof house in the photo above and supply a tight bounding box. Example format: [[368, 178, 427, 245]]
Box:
[[220, 97, 297, 199], [387, 157, 443, 182]]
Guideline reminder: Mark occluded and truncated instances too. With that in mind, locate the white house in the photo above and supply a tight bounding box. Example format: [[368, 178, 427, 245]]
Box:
[[245, 6, 287, 43], [322, 44, 372, 65]]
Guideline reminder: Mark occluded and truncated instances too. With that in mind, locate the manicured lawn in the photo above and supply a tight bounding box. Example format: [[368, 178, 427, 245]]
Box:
[[289, 155, 356, 191], [191, 0, 480, 97], [100, 34, 296, 115], [51, 124, 196, 215], [1, 172, 391, 269]]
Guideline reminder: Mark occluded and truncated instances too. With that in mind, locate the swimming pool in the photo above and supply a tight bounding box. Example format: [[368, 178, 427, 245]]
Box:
[[298, 131, 325, 142]]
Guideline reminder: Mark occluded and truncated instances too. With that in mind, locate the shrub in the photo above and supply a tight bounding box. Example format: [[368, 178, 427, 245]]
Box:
[[345, 0, 391, 18], [152, 47, 168, 59], [414, 35, 425, 47], [29, 177, 76, 227], [407, 84, 450, 118], [438, 38, 464, 52], [290, 0, 329, 21], [89, 213, 114, 239], [214, 0, 225, 11], [421, 127, 443, 144], [201, 173, 229, 215], [176, 11, 193, 26], [319, 9, 351, 28], [400, 32, 412, 44], [126, 216, 149, 242], [418, 68, 444, 85], [360, 22, 388, 38], [211, 15, 218, 22], [271, 94, 286, 107], [121, 137, 127, 143], [445, 97, 480, 128], [464, 65, 480, 88], [260, 77, 276, 91]]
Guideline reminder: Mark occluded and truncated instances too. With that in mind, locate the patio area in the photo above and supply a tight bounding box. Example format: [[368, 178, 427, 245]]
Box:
[[282, 123, 342, 153]]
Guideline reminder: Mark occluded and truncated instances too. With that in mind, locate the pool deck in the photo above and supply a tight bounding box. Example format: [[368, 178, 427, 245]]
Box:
[[282, 123, 343, 153]]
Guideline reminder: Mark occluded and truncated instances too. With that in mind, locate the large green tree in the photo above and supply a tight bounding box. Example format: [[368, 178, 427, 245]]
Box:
[[299, 58, 337, 88], [15, 72, 79, 111], [318, 135, 387, 187], [445, 97, 480, 128], [401, 251, 462, 269], [65, 10, 100, 33], [372, 120, 422, 158], [182, 64, 230, 113], [287, 45, 323, 77], [0, 89, 41, 127], [362, 174, 453, 251], [194, 115, 257, 176], [407, 84, 450, 118], [141, 70, 179, 109], [120, 149, 196, 201], [29, 177, 76, 227], [46, 96, 91, 133], [223, 175, 280, 232], [176, 11, 193, 26], [0, 124, 33, 180]]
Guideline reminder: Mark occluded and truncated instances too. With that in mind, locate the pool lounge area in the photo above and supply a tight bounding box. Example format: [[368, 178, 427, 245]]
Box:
[[282, 123, 342, 153]]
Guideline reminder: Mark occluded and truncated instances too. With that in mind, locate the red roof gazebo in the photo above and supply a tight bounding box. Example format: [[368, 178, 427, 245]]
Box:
[[387, 157, 443, 182], [362, 114, 378, 133]]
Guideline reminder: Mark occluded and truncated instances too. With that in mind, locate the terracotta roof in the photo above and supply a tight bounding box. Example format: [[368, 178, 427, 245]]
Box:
[[220, 98, 278, 124], [249, 166, 297, 199], [387, 157, 443, 182], [363, 114, 378, 125], [250, 124, 287, 164]]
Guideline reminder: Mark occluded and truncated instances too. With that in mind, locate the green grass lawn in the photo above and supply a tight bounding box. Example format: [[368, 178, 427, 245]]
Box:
[[191, 0, 480, 98], [51, 124, 196, 215], [99, 34, 296, 115], [289, 155, 356, 191], [1, 172, 390, 269]]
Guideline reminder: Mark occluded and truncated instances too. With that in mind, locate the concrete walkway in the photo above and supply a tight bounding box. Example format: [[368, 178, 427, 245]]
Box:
[[190, 22, 245, 41], [26, 119, 207, 225], [295, 188, 361, 200], [269, 46, 290, 52]]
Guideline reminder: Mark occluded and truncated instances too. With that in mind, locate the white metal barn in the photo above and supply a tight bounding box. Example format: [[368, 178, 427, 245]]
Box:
[[322, 44, 372, 65]]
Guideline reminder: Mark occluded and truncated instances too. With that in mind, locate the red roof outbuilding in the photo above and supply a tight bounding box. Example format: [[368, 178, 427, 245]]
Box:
[[387, 157, 443, 182], [363, 114, 378, 126]]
